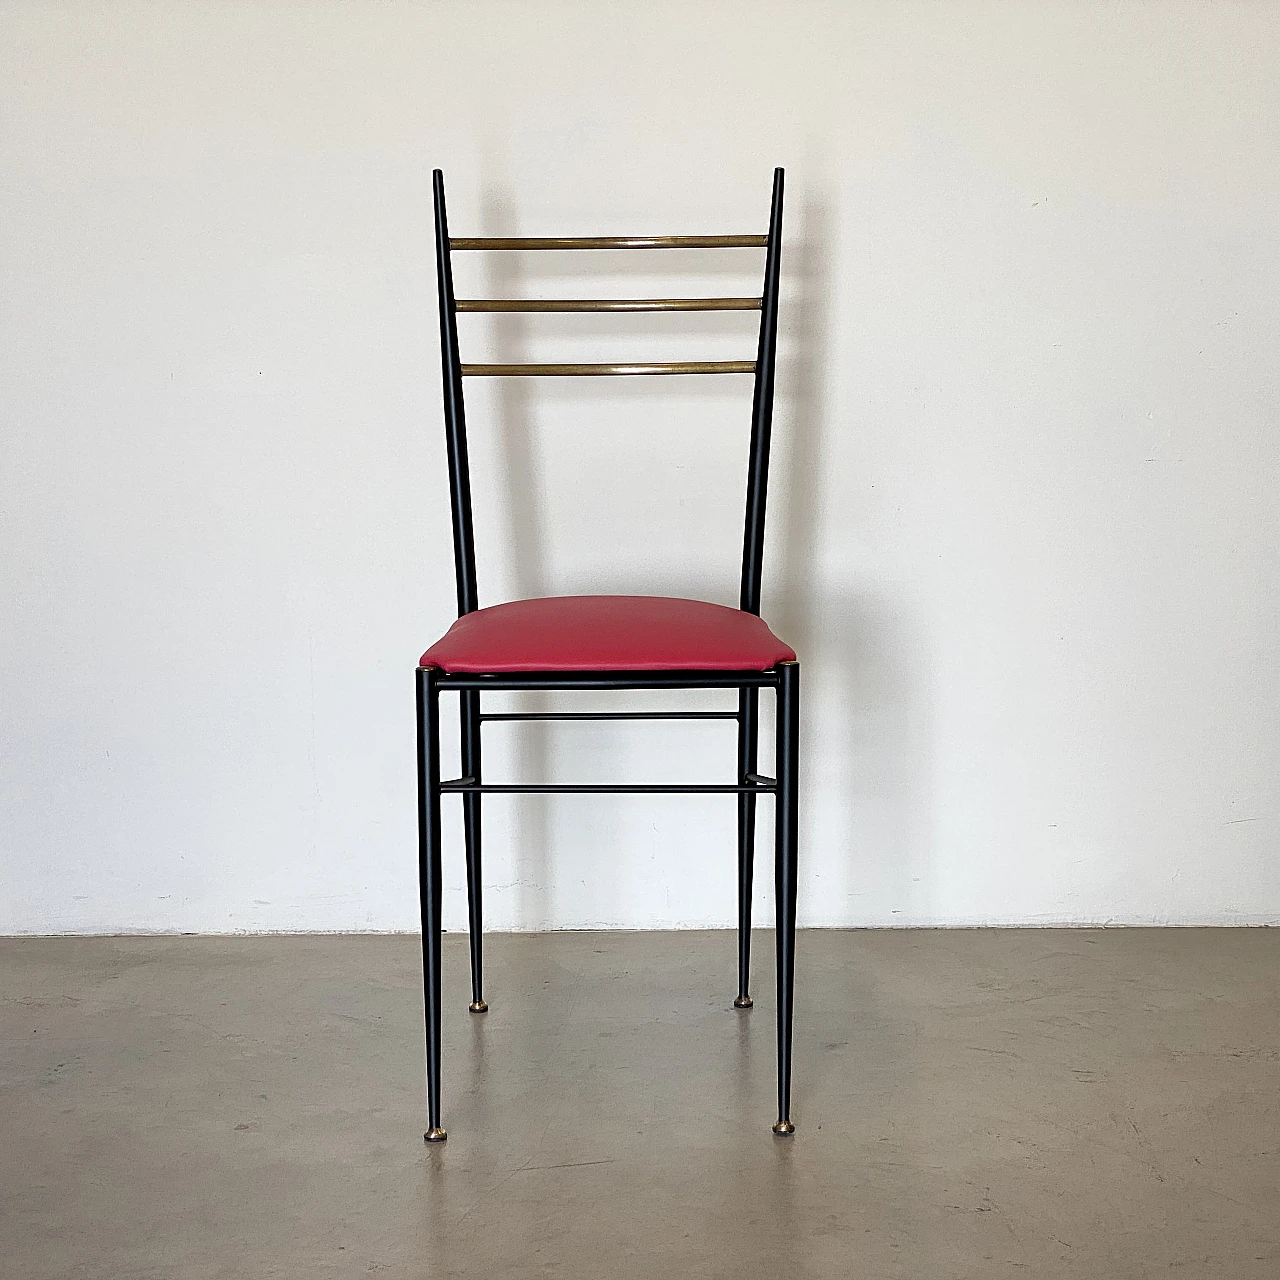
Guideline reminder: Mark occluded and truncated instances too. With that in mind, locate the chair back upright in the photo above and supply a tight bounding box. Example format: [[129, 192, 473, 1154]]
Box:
[[432, 168, 785, 620]]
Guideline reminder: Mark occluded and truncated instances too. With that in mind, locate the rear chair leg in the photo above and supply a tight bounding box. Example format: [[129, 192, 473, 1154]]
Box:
[[461, 689, 486, 1012], [417, 666, 447, 1143], [735, 686, 759, 1008], [773, 660, 799, 1136]]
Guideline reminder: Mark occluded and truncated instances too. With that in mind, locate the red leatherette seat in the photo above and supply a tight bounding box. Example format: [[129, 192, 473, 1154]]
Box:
[[420, 595, 795, 673]]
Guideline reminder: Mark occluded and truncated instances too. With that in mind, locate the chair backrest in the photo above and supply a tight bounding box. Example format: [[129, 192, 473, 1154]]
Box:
[[433, 167, 784, 619]]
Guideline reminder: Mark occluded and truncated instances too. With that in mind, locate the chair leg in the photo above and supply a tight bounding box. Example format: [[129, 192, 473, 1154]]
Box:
[[735, 686, 759, 1008], [460, 689, 486, 1012], [416, 666, 447, 1143], [773, 660, 800, 1136]]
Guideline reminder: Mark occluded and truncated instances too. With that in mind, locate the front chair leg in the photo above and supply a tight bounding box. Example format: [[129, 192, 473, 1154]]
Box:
[[416, 666, 447, 1143], [735, 686, 759, 1008], [461, 689, 486, 1012], [773, 660, 800, 1136]]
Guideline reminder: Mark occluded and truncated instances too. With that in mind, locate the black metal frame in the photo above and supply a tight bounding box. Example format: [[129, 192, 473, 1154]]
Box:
[[418, 169, 799, 1141]]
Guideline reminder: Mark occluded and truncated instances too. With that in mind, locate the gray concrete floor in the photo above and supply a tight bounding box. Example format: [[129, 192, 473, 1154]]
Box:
[[1, 930, 1278, 1278]]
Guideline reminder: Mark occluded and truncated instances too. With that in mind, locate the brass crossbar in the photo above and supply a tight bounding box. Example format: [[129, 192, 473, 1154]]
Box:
[[456, 297, 762, 313], [450, 235, 767, 250], [461, 361, 756, 376]]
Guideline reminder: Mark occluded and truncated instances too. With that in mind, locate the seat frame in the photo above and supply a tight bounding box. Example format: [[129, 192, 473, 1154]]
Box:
[[418, 169, 800, 1140]]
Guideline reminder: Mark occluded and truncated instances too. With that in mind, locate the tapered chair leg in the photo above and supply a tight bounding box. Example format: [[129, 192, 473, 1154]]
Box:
[[735, 686, 759, 1008], [416, 666, 447, 1143], [461, 689, 486, 1012], [773, 660, 800, 1136]]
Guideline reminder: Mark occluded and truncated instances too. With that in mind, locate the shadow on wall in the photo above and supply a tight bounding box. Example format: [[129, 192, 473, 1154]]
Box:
[[469, 180, 768, 930], [460, 174, 934, 930], [479, 190, 553, 934], [774, 177, 935, 926]]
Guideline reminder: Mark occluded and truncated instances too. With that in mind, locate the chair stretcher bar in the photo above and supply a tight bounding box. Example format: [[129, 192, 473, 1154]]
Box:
[[450, 235, 767, 250], [456, 297, 762, 312], [438, 780, 778, 794], [461, 360, 755, 376]]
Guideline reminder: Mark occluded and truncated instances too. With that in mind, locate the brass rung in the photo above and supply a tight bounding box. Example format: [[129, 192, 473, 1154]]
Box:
[[461, 361, 756, 377], [456, 297, 762, 313], [450, 235, 767, 251]]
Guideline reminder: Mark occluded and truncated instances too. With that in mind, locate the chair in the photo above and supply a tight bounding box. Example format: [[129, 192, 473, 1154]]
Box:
[[417, 168, 800, 1141]]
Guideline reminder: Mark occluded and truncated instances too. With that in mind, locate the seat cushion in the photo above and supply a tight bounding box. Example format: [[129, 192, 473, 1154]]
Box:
[[420, 595, 795, 673]]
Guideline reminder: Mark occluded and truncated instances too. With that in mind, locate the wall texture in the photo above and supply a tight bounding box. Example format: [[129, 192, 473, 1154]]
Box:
[[3, 2, 1279, 933]]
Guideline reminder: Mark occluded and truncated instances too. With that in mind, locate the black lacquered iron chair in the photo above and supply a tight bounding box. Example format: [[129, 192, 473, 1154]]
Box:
[[417, 168, 800, 1140]]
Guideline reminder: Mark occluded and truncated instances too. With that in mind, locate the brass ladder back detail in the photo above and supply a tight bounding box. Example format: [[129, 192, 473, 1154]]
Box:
[[449, 228, 768, 374]]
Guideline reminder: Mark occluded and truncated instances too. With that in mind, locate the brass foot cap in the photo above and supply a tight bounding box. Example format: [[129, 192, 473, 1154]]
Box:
[[772, 1120, 796, 1137], [734, 995, 753, 1009], [424, 1128, 448, 1143], [468, 1000, 488, 1013]]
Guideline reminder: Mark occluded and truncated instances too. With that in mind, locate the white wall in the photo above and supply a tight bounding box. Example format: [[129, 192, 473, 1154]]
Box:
[[3, 1, 1279, 934]]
